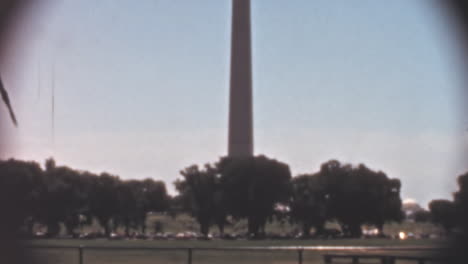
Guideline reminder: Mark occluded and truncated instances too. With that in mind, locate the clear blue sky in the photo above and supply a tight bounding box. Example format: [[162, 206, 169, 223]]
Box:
[[1, 0, 466, 206]]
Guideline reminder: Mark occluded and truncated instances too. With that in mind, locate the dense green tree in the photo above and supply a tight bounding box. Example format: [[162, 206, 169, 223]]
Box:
[[89, 173, 120, 236], [116, 178, 169, 235], [139, 178, 169, 233], [1, 156, 409, 239], [289, 173, 327, 237], [39, 158, 92, 236], [115, 180, 138, 236], [370, 177, 403, 231], [454, 172, 468, 229], [319, 160, 402, 237], [0, 157, 171, 238], [175, 164, 226, 236], [141, 178, 169, 213], [218, 155, 292, 237], [413, 210, 432, 223], [0, 159, 43, 235], [429, 199, 457, 233]]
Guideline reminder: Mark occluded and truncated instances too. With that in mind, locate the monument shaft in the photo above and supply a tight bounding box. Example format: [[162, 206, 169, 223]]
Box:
[[228, 0, 253, 157]]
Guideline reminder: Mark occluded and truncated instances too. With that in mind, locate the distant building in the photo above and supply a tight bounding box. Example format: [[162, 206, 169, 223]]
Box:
[[402, 199, 425, 221]]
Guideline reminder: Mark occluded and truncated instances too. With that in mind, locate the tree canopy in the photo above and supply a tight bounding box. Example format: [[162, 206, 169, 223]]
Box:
[[217, 155, 292, 237], [318, 160, 403, 237], [175, 164, 226, 236], [289, 173, 327, 237], [0, 158, 170, 238], [1, 156, 411, 239]]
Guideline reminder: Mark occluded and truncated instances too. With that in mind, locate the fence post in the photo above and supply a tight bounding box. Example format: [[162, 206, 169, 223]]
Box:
[[187, 248, 193, 264], [297, 248, 303, 264], [78, 245, 84, 264]]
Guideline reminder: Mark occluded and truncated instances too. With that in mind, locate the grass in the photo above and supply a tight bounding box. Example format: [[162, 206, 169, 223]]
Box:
[[26, 214, 447, 263], [25, 238, 446, 264], [25, 237, 445, 248]]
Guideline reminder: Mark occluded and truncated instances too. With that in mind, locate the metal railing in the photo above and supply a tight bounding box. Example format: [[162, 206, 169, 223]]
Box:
[[26, 244, 445, 264]]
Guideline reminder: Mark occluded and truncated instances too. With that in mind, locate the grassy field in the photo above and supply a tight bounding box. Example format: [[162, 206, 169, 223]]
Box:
[[25, 238, 446, 264], [26, 214, 447, 263]]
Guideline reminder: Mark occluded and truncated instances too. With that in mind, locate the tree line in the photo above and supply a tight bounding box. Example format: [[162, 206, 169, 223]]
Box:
[[407, 171, 468, 235], [1, 156, 467, 239], [0, 158, 169, 238], [175, 156, 402, 238]]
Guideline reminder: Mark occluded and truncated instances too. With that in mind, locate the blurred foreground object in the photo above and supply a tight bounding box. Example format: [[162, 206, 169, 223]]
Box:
[[0, 2, 34, 264], [0, 75, 17, 126], [440, 1, 468, 263]]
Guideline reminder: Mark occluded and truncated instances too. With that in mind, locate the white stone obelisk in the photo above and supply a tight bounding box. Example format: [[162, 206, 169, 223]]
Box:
[[228, 0, 253, 157]]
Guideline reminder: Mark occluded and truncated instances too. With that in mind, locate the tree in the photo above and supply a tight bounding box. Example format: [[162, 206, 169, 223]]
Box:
[[429, 199, 457, 233], [318, 160, 402, 237], [218, 155, 292, 237], [141, 178, 169, 213], [39, 159, 92, 237], [454, 172, 468, 229], [0, 159, 43, 236], [140, 178, 169, 233], [116, 179, 169, 236], [378, 178, 404, 228], [413, 210, 432, 223], [89, 173, 120, 237], [289, 173, 327, 237], [175, 164, 226, 236], [320, 161, 365, 237], [115, 180, 139, 236], [0, 157, 169, 238]]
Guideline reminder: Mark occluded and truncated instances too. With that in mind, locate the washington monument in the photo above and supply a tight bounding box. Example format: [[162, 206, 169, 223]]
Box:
[[228, 0, 253, 157]]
